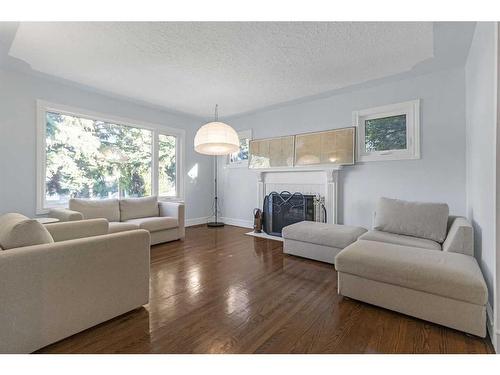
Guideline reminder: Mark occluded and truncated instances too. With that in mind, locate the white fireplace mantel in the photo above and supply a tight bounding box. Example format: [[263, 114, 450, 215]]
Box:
[[253, 166, 342, 224]]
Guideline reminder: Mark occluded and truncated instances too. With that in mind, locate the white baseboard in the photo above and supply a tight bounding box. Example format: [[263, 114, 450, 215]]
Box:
[[186, 217, 253, 228], [185, 217, 209, 227], [221, 217, 253, 228], [486, 302, 498, 353]]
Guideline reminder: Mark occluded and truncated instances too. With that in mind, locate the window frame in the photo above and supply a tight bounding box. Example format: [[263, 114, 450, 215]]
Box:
[[226, 129, 252, 168], [36, 100, 185, 214], [353, 99, 420, 162]]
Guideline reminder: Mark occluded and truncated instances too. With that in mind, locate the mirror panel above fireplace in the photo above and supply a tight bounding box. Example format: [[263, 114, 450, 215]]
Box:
[[248, 127, 355, 170], [295, 127, 355, 166], [248, 135, 294, 169]]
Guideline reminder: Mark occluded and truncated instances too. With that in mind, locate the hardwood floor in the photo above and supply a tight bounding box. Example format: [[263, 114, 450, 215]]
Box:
[[37, 225, 494, 354]]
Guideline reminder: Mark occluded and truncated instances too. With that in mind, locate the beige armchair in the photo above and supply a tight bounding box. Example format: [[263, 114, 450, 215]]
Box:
[[0, 218, 150, 353]]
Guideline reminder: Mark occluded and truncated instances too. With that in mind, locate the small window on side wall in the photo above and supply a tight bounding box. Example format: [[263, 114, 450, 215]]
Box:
[[227, 129, 252, 167], [353, 99, 420, 162]]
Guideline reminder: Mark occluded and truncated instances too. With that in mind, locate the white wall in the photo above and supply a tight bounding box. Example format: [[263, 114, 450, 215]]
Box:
[[219, 67, 467, 229], [465, 22, 498, 350], [0, 67, 213, 222]]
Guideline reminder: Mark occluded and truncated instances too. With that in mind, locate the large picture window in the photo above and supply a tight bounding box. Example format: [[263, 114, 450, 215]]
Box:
[[37, 101, 184, 213]]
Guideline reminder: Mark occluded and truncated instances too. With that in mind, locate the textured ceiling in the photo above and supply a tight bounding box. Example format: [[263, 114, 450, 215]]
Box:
[[8, 22, 435, 117]]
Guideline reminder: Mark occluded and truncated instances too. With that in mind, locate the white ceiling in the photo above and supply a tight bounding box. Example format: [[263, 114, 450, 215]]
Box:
[[6, 22, 438, 118]]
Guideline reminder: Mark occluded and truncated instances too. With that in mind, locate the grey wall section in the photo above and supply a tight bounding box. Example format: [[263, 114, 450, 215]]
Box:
[[465, 23, 497, 312], [219, 67, 467, 230], [0, 68, 213, 221]]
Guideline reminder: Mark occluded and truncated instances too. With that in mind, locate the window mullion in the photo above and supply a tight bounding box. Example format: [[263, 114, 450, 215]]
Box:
[[152, 130, 159, 197]]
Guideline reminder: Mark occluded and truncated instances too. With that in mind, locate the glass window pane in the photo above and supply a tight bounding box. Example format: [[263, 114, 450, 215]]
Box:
[[158, 134, 177, 196], [365, 114, 407, 152], [45, 111, 152, 206], [229, 138, 249, 163]]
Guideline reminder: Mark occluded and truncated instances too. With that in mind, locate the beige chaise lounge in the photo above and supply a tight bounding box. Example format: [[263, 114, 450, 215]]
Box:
[[0, 214, 150, 353], [335, 197, 488, 337], [49, 196, 185, 245]]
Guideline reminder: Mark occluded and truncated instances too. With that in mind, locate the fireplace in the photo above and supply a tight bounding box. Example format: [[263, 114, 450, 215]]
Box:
[[256, 168, 340, 226], [262, 191, 326, 236]]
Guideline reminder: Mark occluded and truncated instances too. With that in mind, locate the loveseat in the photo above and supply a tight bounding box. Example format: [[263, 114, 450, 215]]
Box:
[[0, 213, 150, 353], [335, 197, 488, 337], [49, 196, 185, 245]]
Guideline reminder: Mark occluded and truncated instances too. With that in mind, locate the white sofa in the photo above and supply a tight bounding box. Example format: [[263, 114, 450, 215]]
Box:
[[335, 197, 488, 337], [49, 196, 185, 245], [0, 214, 150, 353]]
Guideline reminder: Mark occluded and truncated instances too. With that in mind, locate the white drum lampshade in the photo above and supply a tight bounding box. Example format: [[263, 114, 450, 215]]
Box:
[[194, 121, 240, 156]]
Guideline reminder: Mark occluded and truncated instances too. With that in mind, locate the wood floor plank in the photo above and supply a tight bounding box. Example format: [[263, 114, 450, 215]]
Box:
[[37, 225, 495, 354]]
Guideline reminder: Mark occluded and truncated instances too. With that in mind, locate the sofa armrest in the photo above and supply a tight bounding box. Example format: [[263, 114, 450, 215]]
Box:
[[44, 219, 109, 242], [0, 229, 150, 353], [442, 217, 474, 257], [158, 201, 185, 239], [48, 208, 84, 222]]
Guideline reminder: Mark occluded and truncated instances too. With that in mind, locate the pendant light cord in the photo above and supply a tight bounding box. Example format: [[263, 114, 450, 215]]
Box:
[[214, 104, 218, 122]]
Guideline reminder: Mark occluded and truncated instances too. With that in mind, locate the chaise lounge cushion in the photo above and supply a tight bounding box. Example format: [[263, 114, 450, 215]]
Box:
[[374, 197, 449, 243], [69, 198, 120, 222], [335, 240, 487, 305], [124, 217, 178, 232], [120, 196, 159, 221], [0, 213, 54, 250], [282, 221, 367, 249], [108, 222, 140, 234], [359, 230, 441, 251]]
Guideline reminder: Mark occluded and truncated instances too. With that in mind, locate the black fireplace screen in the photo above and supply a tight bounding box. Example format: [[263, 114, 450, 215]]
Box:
[[262, 191, 315, 237]]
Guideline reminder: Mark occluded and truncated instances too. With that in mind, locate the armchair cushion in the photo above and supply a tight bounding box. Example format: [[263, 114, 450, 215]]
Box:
[[45, 219, 109, 242], [119, 196, 159, 221], [0, 213, 54, 250], [374, 197, 449, 243], [69, 198, 120, 222]]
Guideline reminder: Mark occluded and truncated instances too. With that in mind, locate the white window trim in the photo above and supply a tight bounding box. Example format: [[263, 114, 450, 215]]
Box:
[[353, 99, 420, 162], [36, 100, 185, 214], [226, 129, 252, 168]]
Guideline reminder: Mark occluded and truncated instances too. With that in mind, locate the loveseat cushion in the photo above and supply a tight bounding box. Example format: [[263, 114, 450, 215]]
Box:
[[282, 221, 367, 249], [124, 217, 178, 232], [108, 222, 140, 234], [0, 213, 54, 250], [335, 240, 487, 305], [119, 196, 159, 221], [374, 197, 449, 243], [69, 198, 120, 222], [359, 230, 441, 251]]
